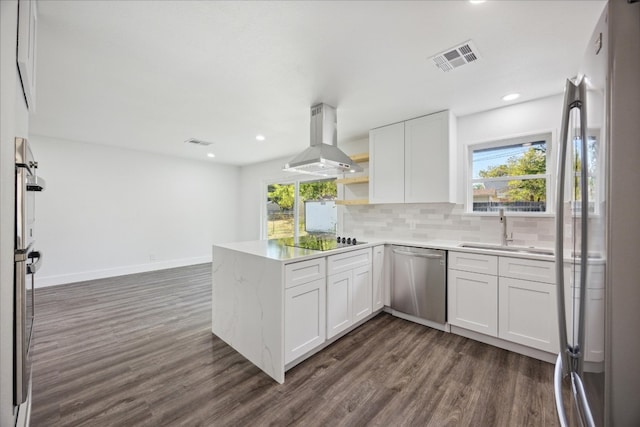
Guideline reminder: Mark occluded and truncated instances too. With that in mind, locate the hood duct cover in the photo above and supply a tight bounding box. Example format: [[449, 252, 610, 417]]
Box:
[[283, 103, 362, 176]]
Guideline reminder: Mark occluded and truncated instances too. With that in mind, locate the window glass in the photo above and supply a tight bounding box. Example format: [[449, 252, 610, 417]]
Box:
[[470, 135, 550, 213], [266, 178, 337, 239], [299, 180, 337, 237], [266, 183, 295, 239]]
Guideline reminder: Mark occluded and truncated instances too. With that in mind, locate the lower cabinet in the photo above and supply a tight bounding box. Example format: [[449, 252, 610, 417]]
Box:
[[327, 271, 353, 338], [352, 265, 373, 323], [564, 263, 605, 363], [498, 277, 558, 353], [327, 248, 372, 339], [284, 278, 326, 364], [372, 245, 385, 311], [448, 268, 498, 336], [448, 251, 560, 354]]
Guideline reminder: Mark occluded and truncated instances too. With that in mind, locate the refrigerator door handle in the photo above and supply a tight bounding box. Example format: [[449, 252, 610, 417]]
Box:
[[554, 353, 569, 427], [572, 372, 596, 427], [555, 78, 580, 373]]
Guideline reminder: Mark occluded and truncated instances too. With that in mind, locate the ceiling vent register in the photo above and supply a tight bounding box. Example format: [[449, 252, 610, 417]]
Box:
[[184, 138, 213, 146], [430, 40, 480, 72]]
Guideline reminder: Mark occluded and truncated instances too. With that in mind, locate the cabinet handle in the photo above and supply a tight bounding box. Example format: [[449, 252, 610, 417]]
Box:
[[392, 250, 442, 259]]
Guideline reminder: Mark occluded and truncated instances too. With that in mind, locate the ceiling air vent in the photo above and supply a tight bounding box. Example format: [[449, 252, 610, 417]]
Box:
[[184, 138, 213, 146], [430, 40, 480, 72]]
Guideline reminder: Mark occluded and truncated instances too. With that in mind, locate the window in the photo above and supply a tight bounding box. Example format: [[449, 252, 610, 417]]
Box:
[[468, 133, 552, 213], [265, 178, 337, 239]]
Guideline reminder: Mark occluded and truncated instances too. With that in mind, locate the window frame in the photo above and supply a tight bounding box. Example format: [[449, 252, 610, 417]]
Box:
[[465, 131, 556, 216]]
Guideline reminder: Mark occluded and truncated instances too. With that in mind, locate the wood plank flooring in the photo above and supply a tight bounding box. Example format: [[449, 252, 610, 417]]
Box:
[[31, 263, 560, 426]]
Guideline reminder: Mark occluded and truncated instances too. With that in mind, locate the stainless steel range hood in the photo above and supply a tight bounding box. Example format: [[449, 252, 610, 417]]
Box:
[[283, 103, 362, 176]]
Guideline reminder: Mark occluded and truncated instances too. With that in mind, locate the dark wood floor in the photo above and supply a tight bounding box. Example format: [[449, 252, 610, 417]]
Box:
[[31, 263, 560, 426]]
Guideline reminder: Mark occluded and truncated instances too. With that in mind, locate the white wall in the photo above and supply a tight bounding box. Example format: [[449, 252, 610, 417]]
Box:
[[31, 136, 240, 286], [1, 1, 27, 424]]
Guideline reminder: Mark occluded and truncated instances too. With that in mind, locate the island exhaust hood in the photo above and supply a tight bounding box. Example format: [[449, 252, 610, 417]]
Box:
[[283, 103, 362, 176]]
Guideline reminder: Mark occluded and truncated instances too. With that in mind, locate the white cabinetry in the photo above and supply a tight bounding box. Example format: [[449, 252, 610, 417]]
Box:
[[448, 251, 559, 354], [564, 263, 605, 363], [284, 258, 326, 364], [448, 252, 498, 336], [372, 245, 385, 311], [327, 248, 372, 339], [369, 122, 404, 204], [369, 110, 457, 204], [498, 257, 558, 353]]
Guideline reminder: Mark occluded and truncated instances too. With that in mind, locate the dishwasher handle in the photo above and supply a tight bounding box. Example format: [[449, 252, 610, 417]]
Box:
[[392, 249, 443, 260]]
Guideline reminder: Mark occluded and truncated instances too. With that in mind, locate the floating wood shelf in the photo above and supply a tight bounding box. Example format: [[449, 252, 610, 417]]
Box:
[[335, 176, 369, 185], [349, 153, 369, 163], [335, 199, 369, 206]]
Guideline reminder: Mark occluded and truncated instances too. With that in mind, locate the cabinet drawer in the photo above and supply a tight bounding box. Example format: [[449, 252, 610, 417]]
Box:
[[285, 258, 326, 289], [448, 251, 498, 275], [327, 248, 372, 275], [499, 257, 554, 284]]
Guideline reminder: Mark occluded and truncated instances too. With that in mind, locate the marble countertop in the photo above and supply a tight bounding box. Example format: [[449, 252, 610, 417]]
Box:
[[212, 238, 598, 264]]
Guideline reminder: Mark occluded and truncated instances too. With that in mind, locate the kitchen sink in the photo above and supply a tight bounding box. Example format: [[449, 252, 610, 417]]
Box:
[[458, 243, 554, 256]]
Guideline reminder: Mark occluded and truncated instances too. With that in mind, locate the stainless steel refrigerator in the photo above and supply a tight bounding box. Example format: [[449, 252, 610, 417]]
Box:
[[554, 1, 640, 425]]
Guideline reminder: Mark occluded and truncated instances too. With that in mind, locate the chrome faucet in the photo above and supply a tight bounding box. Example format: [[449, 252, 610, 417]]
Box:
[[499, 208, 514, 246]]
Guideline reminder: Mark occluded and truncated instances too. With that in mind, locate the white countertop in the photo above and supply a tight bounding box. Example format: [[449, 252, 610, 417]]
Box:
[[212, 237, 592, 263]]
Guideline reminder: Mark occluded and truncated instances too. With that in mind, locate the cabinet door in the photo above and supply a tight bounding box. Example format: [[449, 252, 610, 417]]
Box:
[[448, 269, 498, 336], [284, 278, 326, 364], [352, 265, 372, 323], [498, 277, 559, 353], [372, 245, 385, 311], [404, 112, 451, 203], [563, 264, 605, 363], [369, 122, 405, 204], [327, 271, 353, 339]]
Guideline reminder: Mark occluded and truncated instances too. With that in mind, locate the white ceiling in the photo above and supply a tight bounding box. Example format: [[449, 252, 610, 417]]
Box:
[[31, 0, 606, 166]]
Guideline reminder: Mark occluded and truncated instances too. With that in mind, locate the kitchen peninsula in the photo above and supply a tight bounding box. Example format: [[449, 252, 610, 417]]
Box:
[[212, 239, 383, 383]]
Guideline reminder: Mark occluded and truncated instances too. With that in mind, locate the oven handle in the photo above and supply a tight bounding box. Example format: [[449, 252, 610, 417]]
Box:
[[27, 250, 43, 274]]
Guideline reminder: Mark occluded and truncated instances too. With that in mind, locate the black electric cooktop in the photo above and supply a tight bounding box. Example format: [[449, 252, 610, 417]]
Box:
[[278, 235, 365, 251]]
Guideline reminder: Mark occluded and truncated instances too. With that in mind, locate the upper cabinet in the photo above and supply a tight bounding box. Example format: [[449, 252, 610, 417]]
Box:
[[369, 123, 405, 204], [17, 0, 38, 111], [369, 110, 458, 204]]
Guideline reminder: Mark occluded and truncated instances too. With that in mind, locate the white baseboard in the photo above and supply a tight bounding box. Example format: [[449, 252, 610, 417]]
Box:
[[35, 255, 212, 288]]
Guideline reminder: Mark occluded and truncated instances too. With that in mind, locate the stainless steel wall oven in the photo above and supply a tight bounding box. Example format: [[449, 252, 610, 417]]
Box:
[[14, 137, 45, 405]]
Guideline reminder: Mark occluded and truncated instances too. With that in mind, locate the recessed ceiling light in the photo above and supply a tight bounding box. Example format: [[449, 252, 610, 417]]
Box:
[[469, 0, 486, 4], [207, 153, 215, 158], [256, 134, 266, 141], [502, 93, 520, 101]]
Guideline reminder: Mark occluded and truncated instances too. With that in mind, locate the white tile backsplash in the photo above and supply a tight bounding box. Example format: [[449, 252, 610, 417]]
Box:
[[340, 203, 555, 248]]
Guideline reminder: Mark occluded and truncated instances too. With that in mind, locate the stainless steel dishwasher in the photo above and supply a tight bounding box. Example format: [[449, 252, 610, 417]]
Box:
[[391, 246, 446, 324]]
